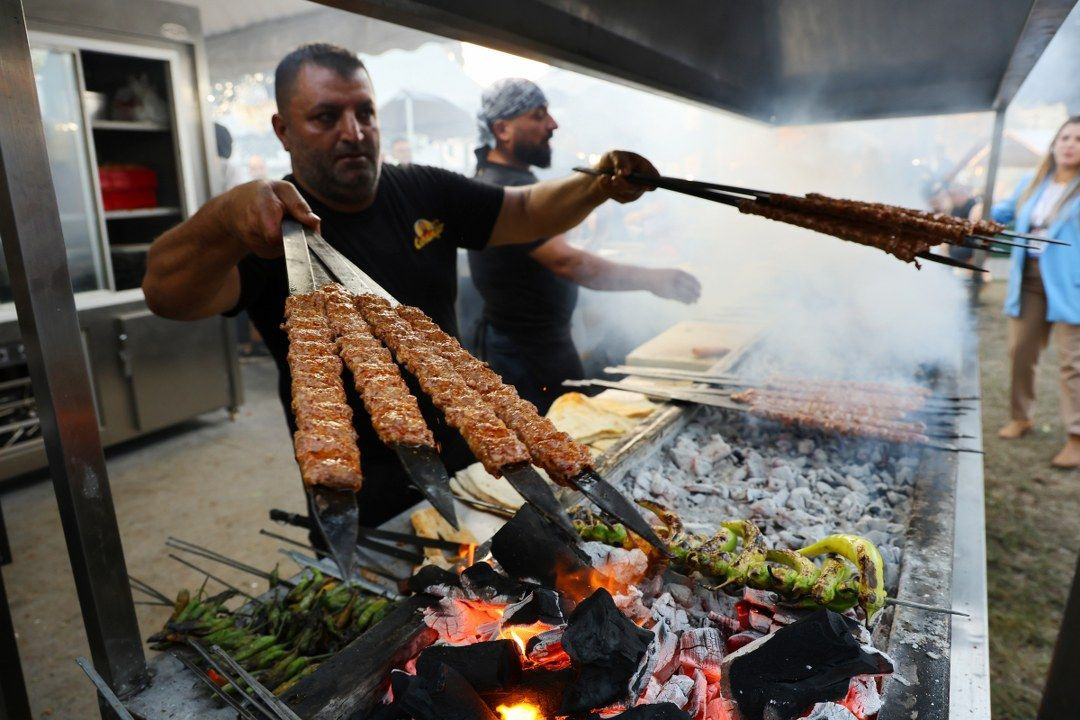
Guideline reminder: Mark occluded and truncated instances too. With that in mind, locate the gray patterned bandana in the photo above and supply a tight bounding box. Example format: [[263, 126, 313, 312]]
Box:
[[477, 78, 548, 146]]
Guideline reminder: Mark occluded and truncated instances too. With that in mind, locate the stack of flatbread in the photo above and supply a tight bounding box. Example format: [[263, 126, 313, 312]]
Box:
[[546, 390, 656, 452]]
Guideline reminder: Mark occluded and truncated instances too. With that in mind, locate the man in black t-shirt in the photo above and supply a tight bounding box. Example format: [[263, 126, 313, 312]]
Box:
[[142, 44, 660, 526], [469, 79, 701, 412]]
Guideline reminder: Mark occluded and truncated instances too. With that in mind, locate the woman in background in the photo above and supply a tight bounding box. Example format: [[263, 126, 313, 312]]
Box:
[[994, 116, 1080, 468]]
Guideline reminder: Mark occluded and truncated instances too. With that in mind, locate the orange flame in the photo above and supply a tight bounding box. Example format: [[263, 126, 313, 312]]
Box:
[[496, 702, 543, 720], [553, 559, 631, 604]]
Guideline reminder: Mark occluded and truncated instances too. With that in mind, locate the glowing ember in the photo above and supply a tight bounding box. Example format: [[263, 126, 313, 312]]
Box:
[[496, 702, 542, 720]]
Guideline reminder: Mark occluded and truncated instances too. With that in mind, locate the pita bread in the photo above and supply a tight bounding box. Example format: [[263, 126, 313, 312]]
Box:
[[546, 392, 637, 444], [589, 389, 657, 419], [451, 462, 527, 510], [410, 507, 478, 560]]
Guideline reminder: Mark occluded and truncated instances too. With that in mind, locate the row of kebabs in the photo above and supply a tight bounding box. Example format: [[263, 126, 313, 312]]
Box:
[[283, 283, 594, 492], [729, 380, 938, 444], [737, 191, 1005, 265]]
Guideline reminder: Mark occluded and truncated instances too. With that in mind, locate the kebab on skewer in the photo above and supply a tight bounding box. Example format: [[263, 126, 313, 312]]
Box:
[[731, 388, 931, 444], [394, 304, 594, 485], [283, 293, 363, 491], [354, 293, 533, 477], [319, 284, 435, 449]]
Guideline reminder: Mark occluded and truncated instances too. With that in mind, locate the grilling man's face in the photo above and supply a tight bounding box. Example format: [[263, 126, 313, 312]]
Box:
[[503, 106, 558, 168], [274, 63, 381, 211]]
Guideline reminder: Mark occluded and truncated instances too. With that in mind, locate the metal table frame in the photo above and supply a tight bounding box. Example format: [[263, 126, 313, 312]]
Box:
[[0, 0, 147, 716]]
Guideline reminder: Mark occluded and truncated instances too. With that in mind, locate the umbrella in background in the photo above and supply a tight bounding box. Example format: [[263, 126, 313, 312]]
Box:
[[378, 90, 475, 144]]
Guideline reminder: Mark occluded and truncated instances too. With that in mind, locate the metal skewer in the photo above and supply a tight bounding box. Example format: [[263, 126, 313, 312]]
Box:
[[174, 653, 266, 720], [167, 553, 257, 600], [211, 644, 304, 720], [258, 528, 402, 582], [998, 229, 1068, 245], [886, 596, 970, 617], [75, 657, 137, 720], [188, 640, 281, 720], [166, 537, 294, 587]]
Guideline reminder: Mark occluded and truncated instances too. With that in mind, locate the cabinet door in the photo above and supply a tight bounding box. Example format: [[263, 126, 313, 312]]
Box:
[[29, 47, 108, 294], [116, 310, 232, 432]]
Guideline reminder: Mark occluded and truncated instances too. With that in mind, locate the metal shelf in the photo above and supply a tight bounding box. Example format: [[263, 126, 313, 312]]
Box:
[[104, 206, 179, 220], [91, 119, 169, 132]]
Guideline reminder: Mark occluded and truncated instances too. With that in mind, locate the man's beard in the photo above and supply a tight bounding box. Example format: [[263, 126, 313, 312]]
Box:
[[294, 141, 381, 208], [513, 138, 552, 169]]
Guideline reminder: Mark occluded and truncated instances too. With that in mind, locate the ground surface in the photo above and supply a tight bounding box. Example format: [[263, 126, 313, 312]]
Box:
[[0, 282, 1075, 718], [978, 280, 1079, 720]]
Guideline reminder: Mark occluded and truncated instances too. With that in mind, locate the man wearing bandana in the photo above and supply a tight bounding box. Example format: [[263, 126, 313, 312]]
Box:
[[469, 78, 702, 413]]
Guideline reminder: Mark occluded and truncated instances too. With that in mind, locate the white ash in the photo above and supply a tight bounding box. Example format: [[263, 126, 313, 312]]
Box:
[[619, 408, 918, 591]]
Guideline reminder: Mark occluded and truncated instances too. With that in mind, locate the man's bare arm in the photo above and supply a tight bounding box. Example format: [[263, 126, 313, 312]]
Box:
[[142, 180, 320, 320], [488, 150, 656, 247], [531, 236, 701, 304]]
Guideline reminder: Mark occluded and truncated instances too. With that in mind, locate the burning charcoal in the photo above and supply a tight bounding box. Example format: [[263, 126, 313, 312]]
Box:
[[677, 627, 725, 680], [479, 668, 574, 719], [502, 588, 567, 627], [802, 703, 858, 720], [718, 609, 893, 720], [461, 562, 535, 601], [393, 662, 499, 720], [415, 640, 522, 692], [588, 702, 692, 720], [558, 588, 654, 715], [491, 505, 590, 590], [725, 630, 764, 653], [404, 565, 462, 595]]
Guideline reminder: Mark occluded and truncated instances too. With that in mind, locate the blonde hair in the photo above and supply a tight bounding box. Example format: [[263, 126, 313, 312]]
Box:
[[1016, 115, 1080, 224]]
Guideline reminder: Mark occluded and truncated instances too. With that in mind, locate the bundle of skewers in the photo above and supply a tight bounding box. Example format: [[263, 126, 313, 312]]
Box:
[[283, 269, 669, 554], [574, 167, 1067, 270], [567, 367, 978, 453]]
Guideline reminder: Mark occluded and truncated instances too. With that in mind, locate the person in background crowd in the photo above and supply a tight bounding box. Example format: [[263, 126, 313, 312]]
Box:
[[468, 78, 702, 413], [388, 137, 413, 165], [993, 115, 1080, 468]]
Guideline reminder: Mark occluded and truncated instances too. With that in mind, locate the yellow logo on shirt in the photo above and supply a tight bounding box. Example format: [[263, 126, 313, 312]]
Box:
[[413, 218, 445, 250]]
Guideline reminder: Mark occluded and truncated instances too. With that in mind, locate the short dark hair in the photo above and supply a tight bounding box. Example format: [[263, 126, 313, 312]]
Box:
[[274, 43, 366, 112]]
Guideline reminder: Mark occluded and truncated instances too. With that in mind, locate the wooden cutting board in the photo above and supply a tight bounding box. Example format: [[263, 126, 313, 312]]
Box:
[[625, 320, 761, 372]]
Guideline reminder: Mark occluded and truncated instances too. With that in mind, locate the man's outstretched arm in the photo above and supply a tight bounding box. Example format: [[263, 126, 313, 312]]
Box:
[[142, 180, 320, 320], [531, 236, 701, 304], [488, 150, 656, 247]]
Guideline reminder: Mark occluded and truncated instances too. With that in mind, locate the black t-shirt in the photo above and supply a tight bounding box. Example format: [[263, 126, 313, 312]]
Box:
[[467, 153, 578, 338], [229, 163, 504, 476]]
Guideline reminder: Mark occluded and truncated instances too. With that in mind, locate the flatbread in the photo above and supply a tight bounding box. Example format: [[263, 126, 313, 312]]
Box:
[[410, 507, 478, 560], [451, 462, 527, 510], [589, 389, 658, 419], [546, 392, 637, 444]]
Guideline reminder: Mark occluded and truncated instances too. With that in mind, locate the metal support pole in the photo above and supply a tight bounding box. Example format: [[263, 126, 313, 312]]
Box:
[[1038, 549, 1080, 718], [0, 503, 32, 719], [980, 108, 1007, 214], [0, 0, 147, 712]]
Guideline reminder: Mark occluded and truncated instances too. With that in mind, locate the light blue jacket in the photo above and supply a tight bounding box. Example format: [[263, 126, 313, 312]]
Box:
[[993, 173, 1080, 323]]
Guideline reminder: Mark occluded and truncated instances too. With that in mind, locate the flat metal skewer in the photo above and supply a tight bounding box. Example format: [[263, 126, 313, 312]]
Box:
[[75, 657, 137, 720], [998, 229, 1068, 245], [258, 527, 403, 581], [211, 645, 304, 720], [174, 653, 265, 720]]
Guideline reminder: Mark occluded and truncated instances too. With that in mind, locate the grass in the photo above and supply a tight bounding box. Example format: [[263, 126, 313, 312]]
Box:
[[977, 280, 1080, 720]]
